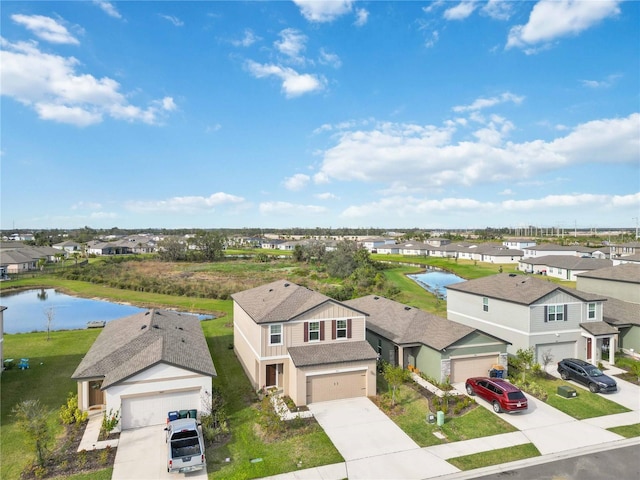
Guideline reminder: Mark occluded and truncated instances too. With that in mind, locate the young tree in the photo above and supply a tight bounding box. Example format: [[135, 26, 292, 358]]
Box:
[[382, 362, 408, 407], [514, 347, 535, 382], [44, 307, 55, 341], [13, 399, 53, 467]]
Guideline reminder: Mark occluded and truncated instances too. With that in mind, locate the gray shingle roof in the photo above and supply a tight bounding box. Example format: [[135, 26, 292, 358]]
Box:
[[520, 255, 612, 271], [576, 263, 640, 284], [231, 279, 366, 324], [601, 296, 640, 327], [580, 322, 619, 336], [446, 273, 605, 305], [72, 309, 216, 388], [345, 295, 507, 350], [288, 341, 377, 367]]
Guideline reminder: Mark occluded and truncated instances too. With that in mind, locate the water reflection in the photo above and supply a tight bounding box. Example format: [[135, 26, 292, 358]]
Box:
[[408, 270, 465, 298]]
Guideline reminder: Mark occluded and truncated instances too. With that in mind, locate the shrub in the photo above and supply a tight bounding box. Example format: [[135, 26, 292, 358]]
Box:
[[101, 409, 120, 435], [59, 393, 88, 425]]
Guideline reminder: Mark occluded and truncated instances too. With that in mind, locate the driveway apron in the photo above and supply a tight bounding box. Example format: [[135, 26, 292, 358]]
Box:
[[308, 397, 459, 480], [111, 424, 207, 480]]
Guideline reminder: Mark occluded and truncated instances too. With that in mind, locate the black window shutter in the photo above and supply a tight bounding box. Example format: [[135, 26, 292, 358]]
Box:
[[320, 321, 325, 341], [304, 322, 308, 342], [544, 305, 548, 322], [331, 320, 336, 340], [347, 318, 352, 338], [564, 304, 568, 321]]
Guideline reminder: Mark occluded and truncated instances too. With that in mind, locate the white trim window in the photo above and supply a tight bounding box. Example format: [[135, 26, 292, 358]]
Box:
[[308, 321, 320, 342], [483, 297, 489, 312], [587, 303, 596, 320], [336, 319, 347, 339], [546, 305, 565, 322], [269, 324, 283, 345]]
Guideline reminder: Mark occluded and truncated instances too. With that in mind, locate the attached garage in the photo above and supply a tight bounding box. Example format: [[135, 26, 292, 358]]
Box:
[[306, 370, 366, 404], [449, 354, 499, 383], [536, 342, 576, 365], [121, 389, 201, 430]]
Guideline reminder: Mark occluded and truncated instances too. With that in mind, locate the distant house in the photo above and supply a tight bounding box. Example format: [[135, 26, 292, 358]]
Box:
[[345, 295, 510, 383], [576, 264, 640, 305], [53, 240, 83, 254], [72, 309, 216, 431], [359, 237, 395, 252], [398, 242, 430, 256], [447, 273, 616, 366], [232, 280, 377, 406], [610, 241, 640, 258], [518, 255, 613, 281], [0, 250, 36, 273], [613, 253, 640, 266], [522, 244, 597, 258], [503, 238, 536, 250]]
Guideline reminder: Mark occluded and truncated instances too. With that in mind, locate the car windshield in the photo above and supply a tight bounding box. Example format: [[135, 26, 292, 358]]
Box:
[[588, 368, 603, 376], [507, 391, 526, 400]]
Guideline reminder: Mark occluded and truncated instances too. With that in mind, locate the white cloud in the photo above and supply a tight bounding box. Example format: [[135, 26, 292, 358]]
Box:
[[499, 189, 514, 196], [507, 0, 621, 50], [354, 8, 369, 26], [481, 0, 513, 20], [275, 28, 307, 62], [71, 201, 103, 210], [206, 123, 222, 133], [319, 48, 342, 68], [126, 193, 245, 213], [453, 92, 524, 112], [293, 0, 354, 23], [314, 113, 639, 190], [245, 60, 326, 98], [93, 1, 122, 19], [11, 14, 79, 45], [284, 173, 311, 191], [443, 2, 477, 21], [159, 14, 184, 27], [259, 201, 327, 215], [0, 38, 175, 126], [315, 192, 338, 200], [231, 29, 260, 47], [580, 74, 621, 89]]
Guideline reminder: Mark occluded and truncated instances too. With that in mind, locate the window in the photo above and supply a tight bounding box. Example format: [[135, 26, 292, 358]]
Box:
[[269, 324, 282, 345], [308, 321, 320, 342], [483, 297, 489, 312], [588, 303, 596, 320], [336, 320, 347, 338], [546, 305, 565, 322]]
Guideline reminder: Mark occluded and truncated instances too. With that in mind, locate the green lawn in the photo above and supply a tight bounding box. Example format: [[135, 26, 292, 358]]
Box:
[[607, 423, 640, 438], [530, 377, 630, 419], [447, 443, 541, 470], [382, 383, 517, 447]]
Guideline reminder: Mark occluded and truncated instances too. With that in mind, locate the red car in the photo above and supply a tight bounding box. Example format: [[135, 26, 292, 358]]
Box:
[[465, 377, 528, 413]]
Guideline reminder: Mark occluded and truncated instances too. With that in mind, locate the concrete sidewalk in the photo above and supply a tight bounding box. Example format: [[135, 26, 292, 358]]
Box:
[[77, 410, 118, 452]]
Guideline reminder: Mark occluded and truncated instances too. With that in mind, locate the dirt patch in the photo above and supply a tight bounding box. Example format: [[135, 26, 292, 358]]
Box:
[[21, 422, 116, 479]]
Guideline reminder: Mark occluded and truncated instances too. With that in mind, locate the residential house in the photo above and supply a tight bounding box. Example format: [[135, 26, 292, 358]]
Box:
[[53, 240, 83, 254], [345, 295, 510, 383], [232, 280, 377, 406], [518, 255, 613, 281], [601, 297, 640, 356], [471, 243, 523, 264], [425, 237, 451, 248], [522, 244, 597, 258], [398, 242, 431, 256], [376, 243, 401, 255], [613, 253, 640, 266], [503, 238, 536, 250], [72, 309, 216, 431], [446, 273, 616, 366], [0, 250, 36, 274], [610, 241, 640, 258], [359, 237, 395, 253]]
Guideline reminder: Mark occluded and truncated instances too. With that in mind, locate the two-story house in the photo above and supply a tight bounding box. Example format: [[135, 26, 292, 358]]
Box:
[[446, 273, 617, 366], [232, 280, 377, 406]]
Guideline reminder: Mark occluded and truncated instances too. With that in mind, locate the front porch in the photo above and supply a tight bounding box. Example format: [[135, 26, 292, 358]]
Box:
[[581, 322, 618, 365]]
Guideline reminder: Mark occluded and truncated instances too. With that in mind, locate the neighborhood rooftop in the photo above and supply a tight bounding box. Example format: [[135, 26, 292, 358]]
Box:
[[446, 273, 606, 306], [71, 309, 216, 388]]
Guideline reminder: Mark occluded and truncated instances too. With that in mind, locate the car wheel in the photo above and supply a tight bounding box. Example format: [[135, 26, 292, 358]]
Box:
[[492, 401, 502, 413], [466, 384, 475, 396], [560, 370, 569, 380], [589, 383, 599, 393]]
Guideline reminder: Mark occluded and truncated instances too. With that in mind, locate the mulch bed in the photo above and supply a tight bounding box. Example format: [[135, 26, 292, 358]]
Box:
[[21, 422, 117, 479], [614, 372, 640, 386]]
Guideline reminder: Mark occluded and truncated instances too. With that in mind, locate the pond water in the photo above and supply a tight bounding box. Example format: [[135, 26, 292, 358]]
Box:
[[0, 289, 147, 334], [408, 270, 466, 298]]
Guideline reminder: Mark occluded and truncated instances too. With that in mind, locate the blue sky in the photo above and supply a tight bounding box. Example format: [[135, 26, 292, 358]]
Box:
[[1, 0, 638, 231]]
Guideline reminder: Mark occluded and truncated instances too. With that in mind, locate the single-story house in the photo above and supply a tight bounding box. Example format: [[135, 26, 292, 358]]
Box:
[[447, 273, 617, 366], [345, 295, 510, 383], [232, 280, 377, 406], [576, 264, 640, 304], [72, 309, 216, 431], [521, 244, 598, 258], [518, 255, 613, 281]]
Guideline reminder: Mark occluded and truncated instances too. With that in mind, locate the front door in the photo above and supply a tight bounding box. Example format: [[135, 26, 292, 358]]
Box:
[[88, 381, 105, 408], [266, 364, 276, 387], [586, 338, 592, 360]]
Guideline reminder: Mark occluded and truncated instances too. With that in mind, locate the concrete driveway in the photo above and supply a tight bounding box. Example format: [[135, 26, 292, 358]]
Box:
[[112, 424, 207, 480], [454, 383, 624, 456], [308, 397, 459, 480]]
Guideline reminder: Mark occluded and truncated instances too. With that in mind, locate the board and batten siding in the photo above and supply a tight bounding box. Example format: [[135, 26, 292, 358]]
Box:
[[530, 291, 594, 333], [447, 290, 532, 334]]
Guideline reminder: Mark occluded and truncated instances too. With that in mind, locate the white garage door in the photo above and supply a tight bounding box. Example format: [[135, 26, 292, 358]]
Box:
[[306, 370, 366, 404], [536, 342, 576, 366], [121, 389, 200, 430], [450, 355, 498, 383]]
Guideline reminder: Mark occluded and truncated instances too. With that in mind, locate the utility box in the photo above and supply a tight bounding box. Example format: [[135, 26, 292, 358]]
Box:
[[427, 413, 436, 424], [437, 410, 445, 426], [557, 385, 577, 398]]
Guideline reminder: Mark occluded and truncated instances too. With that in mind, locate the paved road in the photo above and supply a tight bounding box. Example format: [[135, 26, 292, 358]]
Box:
[[471, 444, 640, 480]]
